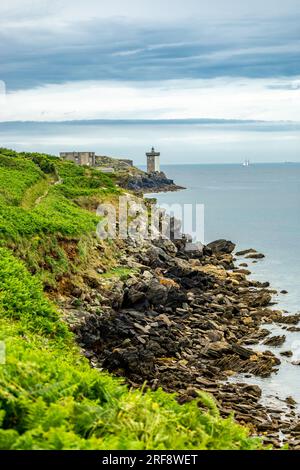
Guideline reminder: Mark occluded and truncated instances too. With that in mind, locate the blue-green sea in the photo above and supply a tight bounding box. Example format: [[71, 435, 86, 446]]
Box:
[[148, 163, 300, 405]]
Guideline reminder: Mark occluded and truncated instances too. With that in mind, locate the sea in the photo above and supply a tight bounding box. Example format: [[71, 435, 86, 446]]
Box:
[[147, 163, 300, 406]]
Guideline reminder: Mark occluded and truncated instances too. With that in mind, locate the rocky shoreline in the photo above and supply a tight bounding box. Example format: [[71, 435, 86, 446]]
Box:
[[59, 217, 300, 449], [119, 170, 185, 193]]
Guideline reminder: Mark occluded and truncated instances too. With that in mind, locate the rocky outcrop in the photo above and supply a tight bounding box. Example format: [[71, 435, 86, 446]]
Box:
[[236, 248, 265, 260], [61, 233, 300, 448], [120, 171, 185, 193]]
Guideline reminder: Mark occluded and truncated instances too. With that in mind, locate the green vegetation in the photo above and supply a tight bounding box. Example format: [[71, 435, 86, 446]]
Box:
[[0, 149, 116, 287], [0, 154, 44, 206], [0, 248, 261, 450], [21, 176, 54, 210], [101, 266, 137, 280], [0, 149, 264, 450]]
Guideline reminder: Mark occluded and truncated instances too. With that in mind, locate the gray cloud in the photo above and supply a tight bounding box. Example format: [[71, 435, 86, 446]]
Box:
[[1, 10, 300, 90]]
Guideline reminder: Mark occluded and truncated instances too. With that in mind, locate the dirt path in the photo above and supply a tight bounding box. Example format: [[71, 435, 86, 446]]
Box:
[[34, 177, 63, 206], [21, 176, 63, 209]]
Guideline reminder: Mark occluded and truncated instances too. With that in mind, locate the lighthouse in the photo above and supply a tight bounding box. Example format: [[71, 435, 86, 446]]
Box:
[[146, 147, 160, 174]]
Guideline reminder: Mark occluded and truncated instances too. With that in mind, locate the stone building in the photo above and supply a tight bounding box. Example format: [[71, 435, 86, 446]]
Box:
[[146, 147, 160, 173], [60, 151, 96, 167]]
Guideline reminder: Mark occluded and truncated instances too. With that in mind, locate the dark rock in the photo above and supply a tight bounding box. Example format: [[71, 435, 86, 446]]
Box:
[[125, 282, 147, 307], [123, 171, 184, 192], [71, 286, 83, 297], [185, 242, 204, 258], [286, 396, 297, 406], [278, 314, 300, 325], [203, 341, 231, 357], [287, 327, 300, 332], [245, 252, 265, 260], [280, 351, 293, 357], [231, 344, 254, 359], [236, 249, 257, 256], [206, 239, 236, 254], [240, 384, 262, 398], [263, 335, 286, 347], [166, 286, 188, 308], [249, 292, 272, 307], [206, 330, 224, 342], [153, 238, 178, 257], [145, 245, 171, 267], [147, 279, 168, 306]]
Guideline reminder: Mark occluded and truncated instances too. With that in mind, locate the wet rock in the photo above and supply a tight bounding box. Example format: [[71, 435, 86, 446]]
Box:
[[278, 314, 300, 325], [236, 249, 257, 256], [245, 252, 265, 260], [286, 396, 297, 406], [249, 292, 272, 307], [240, 384, 262, 398], [206, 239, 236, 254], [280, 351, 293, 357], [263, 335, 286, 347], [281, 290, 288, 294], [236, 268, 251, 275]]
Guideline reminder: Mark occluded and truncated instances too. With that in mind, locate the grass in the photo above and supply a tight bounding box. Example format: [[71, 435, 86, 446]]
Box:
[[0, 248, 262, 450], [0, 150, 110, 287], [0, 149, 265, 450], [0, 154, 44, 206], [101, 267, 137, 280], [21, 175, 54, 210]]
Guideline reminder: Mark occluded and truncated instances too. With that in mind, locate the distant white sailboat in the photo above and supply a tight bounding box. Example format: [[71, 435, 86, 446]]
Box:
[[243, 159, 250, 167]]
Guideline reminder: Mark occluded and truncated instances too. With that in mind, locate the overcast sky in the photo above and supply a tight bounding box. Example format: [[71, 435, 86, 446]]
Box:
[[0, 0, 299, 161]]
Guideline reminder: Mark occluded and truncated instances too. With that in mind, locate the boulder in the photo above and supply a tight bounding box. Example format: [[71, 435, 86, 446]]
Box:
[[206, 239, 236, 254], [280, 350, 293, 357], [153, 238, 178, 257], [145, 245, 171, 267], [263, 335, 286, 347], [249, 292, 272, 307], [236, 248, 257, 256], [245, 252, 265, 260], [147, 279, 169, 306]]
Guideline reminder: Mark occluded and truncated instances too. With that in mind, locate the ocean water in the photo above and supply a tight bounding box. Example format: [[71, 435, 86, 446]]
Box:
[[148, 163, 300, 405]]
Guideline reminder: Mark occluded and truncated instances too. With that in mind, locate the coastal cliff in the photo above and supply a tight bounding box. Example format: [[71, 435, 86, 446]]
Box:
[[0, 148, 299, 450], [95, 154, 185, 192]]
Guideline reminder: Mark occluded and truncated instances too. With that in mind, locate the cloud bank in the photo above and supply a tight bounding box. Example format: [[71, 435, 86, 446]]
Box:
[[1, 78, 300, 122], [1, 1, 300, 91]]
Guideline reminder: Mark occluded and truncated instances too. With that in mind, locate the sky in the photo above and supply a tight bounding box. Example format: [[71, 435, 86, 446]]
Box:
[[0, 0, 300, 162]]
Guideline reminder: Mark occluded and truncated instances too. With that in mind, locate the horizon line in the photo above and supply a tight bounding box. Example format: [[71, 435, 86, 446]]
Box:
[[0, 118, 300, 126]]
